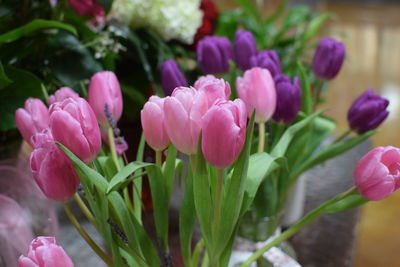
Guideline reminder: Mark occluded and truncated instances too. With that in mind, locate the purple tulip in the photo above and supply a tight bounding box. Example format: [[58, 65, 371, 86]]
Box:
[[250, 50, 282, 77], [18, 237, 74, 267], [233, 30, 257, 71], [312, 37, 345, 80], [88, 71, 123, 127], [50, 97, 101, 163], [160, 60, 188, 96], [15, 98, 50, 147], [197, 36, 233, 74], [348, 89, 389, 134], [272, 74, 302, 124], [48, 87, 80, 105]]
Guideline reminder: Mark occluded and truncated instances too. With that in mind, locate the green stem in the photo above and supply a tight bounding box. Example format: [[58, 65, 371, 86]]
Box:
[[257, 122, 265, 153], [313, 79, 324, 111], [63, 203, 114, 267], [214, 168, 224, 229], [73, 193, 97, 228], [201, 250, 209, 267], [241, 187, 358, 267], [191, 239, 205, 267], [333, 129, 352, 144], [156, 150, 162, 167], [108, 126, 121, 171]]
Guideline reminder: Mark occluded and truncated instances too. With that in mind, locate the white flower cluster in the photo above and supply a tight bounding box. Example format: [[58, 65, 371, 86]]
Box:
[[111, 0, 203, 44]]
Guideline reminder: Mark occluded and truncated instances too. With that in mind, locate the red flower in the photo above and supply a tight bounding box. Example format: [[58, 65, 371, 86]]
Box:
[[192, 0, 219, 48]]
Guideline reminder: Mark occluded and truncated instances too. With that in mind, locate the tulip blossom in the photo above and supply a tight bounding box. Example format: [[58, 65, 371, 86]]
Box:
[[312, 37, 345, 80], [194, 75, 231, 103], [15, 98, 49, 147], [250, 50, 282, 78], [30, 136, 80, 202], [18, 236, 74, 267], [197, 36, 233, 74], [233, 30, 257, 71], [236, 67, 277, 123], [202, 99, 247, 168], [88, 71, 123, 127], [50, 97, 101, 163], [48, 87, 80, 105], [347, 89, 389, 134], [141, 96, 170, 151], [160, 60, 188, 96], [68, 0, 104, 18], [272, 74, 302, 124], [354, 146, 400, 201]]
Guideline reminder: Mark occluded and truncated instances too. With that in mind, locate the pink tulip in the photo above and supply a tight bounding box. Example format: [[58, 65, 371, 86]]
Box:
[[141, 96, 170, 151], [194, 75, 231, 103], [202, 99, 247, 168], [48, 87, 80, 105], [164, 87, 210, 155], [354, 146, 400, 201], [88, 71, 123, 127], [49, 97, 101, 163], [15, 98, 49, 147], [236, 67, 277, 123], [30, 135, 80, 202], [18, 236, 74, 267]]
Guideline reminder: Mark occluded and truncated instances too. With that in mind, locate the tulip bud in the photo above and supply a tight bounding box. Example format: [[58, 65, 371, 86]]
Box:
[[250, 50, 282, 78], [48, 87, 80, 105], [160, 60, 188, 96], [354, 146, 400, 201], [30, 138, 80, 202], [347, 89, 389, 134], [202, 99, 247, 168], [141, 96, 170, 151], [15, 98, 49, 147], [236, 67, 277, 123], [164, 87, 209, 155], [312, 37, 345, 80], [194, 75, 231, 104], [88, 71, 123, 127], [18, 236, 74, 267], [233, 30, 257, 71], [197, 36, 233, 74], [272, 74, 301, 124], [50, 97, 101, 163], [68, 0, 104, 18]]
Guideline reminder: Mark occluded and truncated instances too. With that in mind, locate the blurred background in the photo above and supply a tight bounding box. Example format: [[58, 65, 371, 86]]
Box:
[[215, 0, 400, 266]]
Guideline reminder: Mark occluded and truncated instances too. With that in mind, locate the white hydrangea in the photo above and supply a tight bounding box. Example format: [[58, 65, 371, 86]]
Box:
[[111, 0, 203, 44]]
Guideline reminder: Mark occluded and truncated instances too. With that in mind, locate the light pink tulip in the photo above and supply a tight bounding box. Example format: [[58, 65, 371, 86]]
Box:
[[194, 75, 231, 103], [88, 71, 123, 126], [236, 67, 277, 123], [48, 87, 80, 105], [202, 99, 247, 168], [354, 146, 400, 201], [164, 87, 209, 155], [15, 98, 49, 147], [141, 96, 169, 151], [50, 97, 101, 163], [30, 135, 80, 202], [18, 236, 74, 267]]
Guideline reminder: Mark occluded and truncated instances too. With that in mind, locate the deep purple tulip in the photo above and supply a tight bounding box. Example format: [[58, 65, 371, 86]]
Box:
[[272, 74, 302, 124], [233, 30, 257, 71], [348, 89, 389, 134], [160, 60, 188, 96], [312, 37, 345, 80], [250, 50, 282, 77], [197, 36, 233, 75]]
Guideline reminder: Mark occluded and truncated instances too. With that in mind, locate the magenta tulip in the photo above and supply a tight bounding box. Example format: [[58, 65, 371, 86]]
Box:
[[354, 146, 400, 201], [194, 75, 231, 104], [88, 71, 123, 127], [49, 97, 101, 163], [141, 96, 170, 151], [18, 236, 74, 267], [68, 0, 104, 18], [48, 87, 80, 105], [15, 98, 49, 147], [202, 99, 247, 168]]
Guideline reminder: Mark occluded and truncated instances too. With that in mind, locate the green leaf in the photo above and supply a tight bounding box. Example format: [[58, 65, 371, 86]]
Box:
[[325, 192, 368, 214], [0, 19, 77, 43], [234, 0, 261, 22], [0, 61, 12, 89], [297, 62, 313, 114], [97, 0, 113, 13], [107, 161, 153, 193], [263, 0, 287, 25], [97, 156, 118, 180], [302, 13, 332, 43], [133, 134, 145, 223], [162, 145, 178, 200]]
